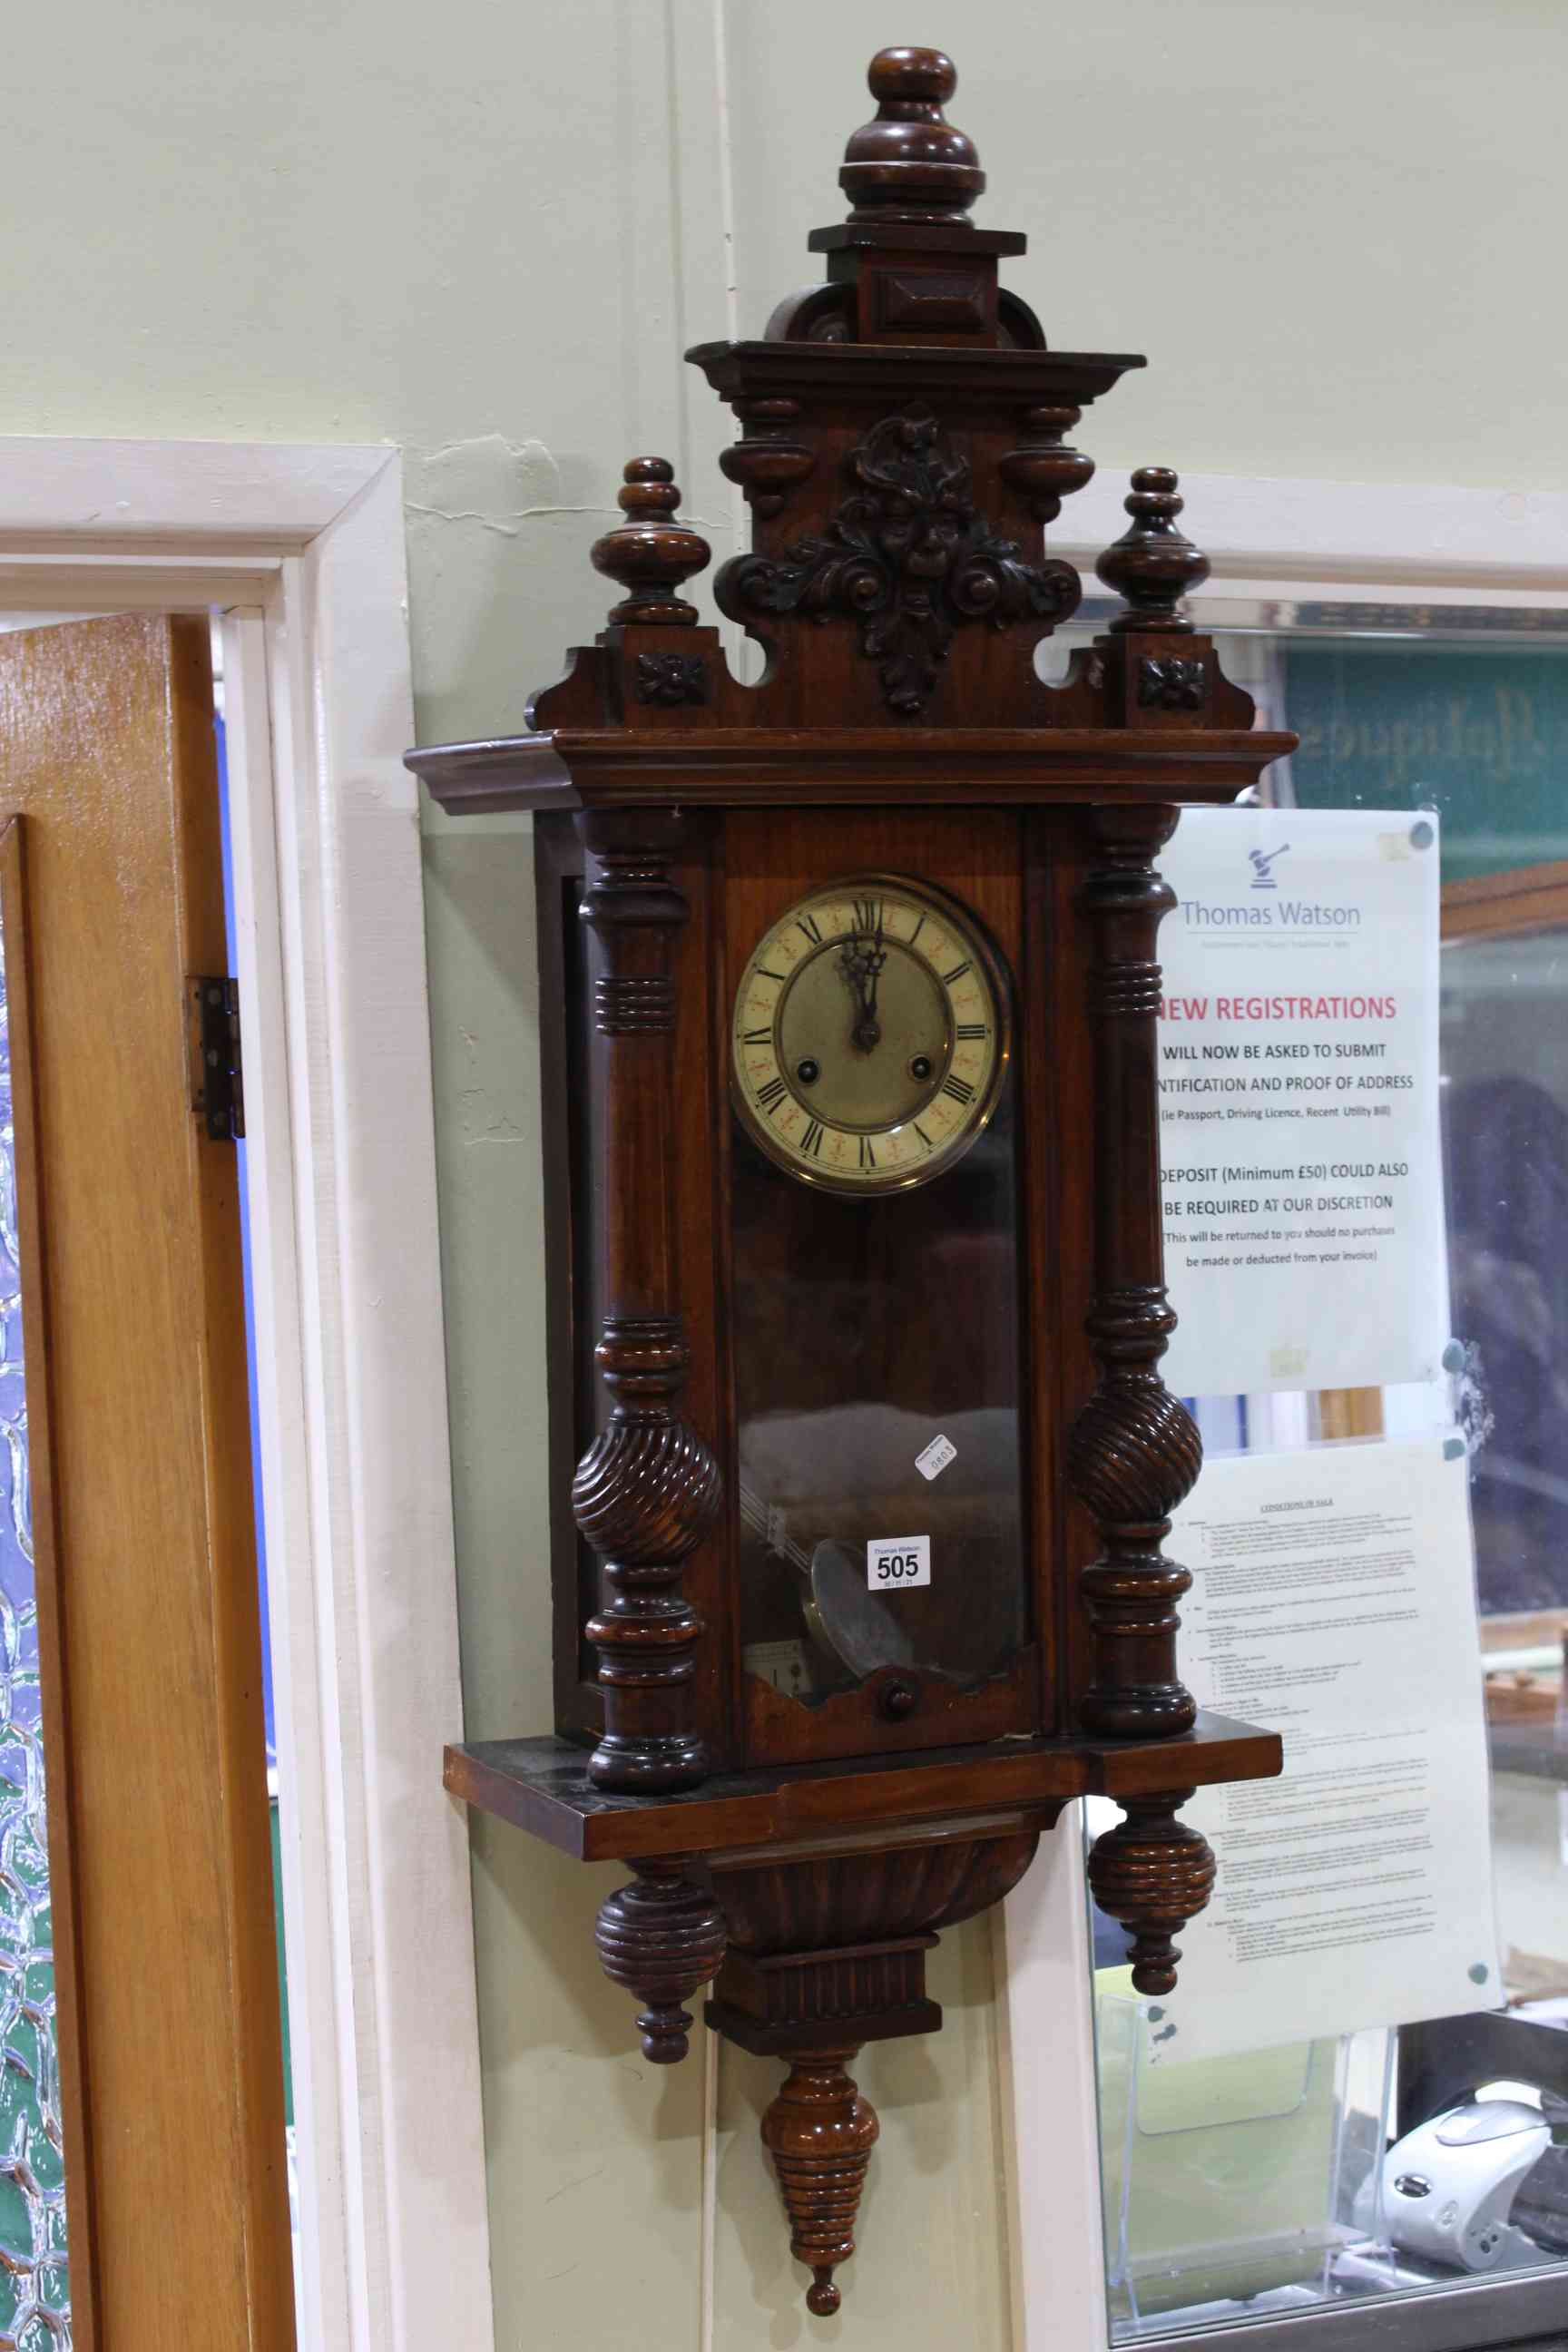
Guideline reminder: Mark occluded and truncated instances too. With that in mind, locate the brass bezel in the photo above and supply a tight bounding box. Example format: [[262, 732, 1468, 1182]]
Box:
[[729, 869, 1014, 1198]]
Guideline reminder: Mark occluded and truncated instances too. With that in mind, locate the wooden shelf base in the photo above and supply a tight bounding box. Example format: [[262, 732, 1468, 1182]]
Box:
[[444, 1710, 1281, 1864]]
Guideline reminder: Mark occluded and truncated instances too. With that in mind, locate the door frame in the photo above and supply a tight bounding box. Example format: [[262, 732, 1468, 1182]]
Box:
[[1005, 471, 1568, 2352], [0, 436, 493, 2352]]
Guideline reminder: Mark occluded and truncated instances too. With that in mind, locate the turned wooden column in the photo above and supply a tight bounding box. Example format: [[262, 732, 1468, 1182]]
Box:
[[569, 458, 721, 1795], [1067, 466, 1220, 1754], [573, 803, 720, 1790], [1069, 798, 1217, 1993], [1069, 798, 1200, 1739]]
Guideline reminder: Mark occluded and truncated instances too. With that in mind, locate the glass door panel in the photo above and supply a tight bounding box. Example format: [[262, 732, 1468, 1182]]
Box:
[[1087, 610, 1568, 2347], [0, 867, 70, 2345]]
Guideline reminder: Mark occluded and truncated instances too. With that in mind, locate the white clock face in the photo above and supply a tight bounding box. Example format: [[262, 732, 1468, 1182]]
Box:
[[730, 875, 1009, 1193]]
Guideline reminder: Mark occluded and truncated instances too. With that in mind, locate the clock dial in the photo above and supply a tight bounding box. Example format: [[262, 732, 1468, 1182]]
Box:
[[730, 876, 1008, 1192]]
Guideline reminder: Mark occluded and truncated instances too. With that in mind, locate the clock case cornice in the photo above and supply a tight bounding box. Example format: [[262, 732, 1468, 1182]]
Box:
[[408, 43, 1297, 2322], [689, 337, 1142, 400], [413, 724, 1291, 814]]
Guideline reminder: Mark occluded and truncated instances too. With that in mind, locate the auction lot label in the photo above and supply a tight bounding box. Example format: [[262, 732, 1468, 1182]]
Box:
[[1158, 808, 1444, 1397]]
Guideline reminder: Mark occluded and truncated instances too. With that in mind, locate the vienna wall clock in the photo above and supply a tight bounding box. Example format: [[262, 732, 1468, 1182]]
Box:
[[409, 44, 1294, 2318]]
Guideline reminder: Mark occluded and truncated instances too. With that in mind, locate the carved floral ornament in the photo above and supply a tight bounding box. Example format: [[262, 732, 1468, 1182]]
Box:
[[1138, 652, 1208, 711], [633, 650, 707, 707], [716, 406, 1081, 716]]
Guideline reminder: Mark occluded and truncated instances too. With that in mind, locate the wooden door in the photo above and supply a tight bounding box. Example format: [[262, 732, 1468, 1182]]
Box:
[[0, 614, 292, 2347]]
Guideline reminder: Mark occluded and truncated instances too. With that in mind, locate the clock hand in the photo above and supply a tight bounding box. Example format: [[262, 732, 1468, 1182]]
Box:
[[838, 926, 887, 1054]]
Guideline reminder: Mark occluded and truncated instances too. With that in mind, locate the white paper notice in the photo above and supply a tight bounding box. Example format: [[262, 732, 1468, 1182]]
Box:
[[1146, 1438, 1500, 2063], [1158, 808, 1444, 1396]]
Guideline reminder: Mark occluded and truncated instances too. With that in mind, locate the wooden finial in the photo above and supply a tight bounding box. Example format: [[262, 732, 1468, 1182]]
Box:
[[594, 1860, 727, 2062], [1095, 466, 1210, 633], [591, 456, 710, 626], [838, 46, 985, 221], [1087, 1793, 1217, 1995], [761, 2048, 879, 2316]]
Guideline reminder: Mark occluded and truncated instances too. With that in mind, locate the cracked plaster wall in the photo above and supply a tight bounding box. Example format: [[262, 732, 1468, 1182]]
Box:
[[5, 0, 1568, 2345]]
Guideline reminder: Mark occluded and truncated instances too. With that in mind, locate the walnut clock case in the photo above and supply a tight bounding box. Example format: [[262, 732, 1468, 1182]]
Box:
[[412, 45, 1293, 2321]]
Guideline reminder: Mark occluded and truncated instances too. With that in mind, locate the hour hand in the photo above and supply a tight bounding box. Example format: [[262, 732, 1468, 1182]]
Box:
[[838, 935, 885, 1054]]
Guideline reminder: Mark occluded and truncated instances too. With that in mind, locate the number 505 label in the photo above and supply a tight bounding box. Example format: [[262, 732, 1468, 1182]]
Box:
[[867, 1534, 930, 1589]]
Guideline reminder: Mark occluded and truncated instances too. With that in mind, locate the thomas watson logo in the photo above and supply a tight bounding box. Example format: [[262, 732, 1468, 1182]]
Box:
[[1249, 843, 1290, 890]]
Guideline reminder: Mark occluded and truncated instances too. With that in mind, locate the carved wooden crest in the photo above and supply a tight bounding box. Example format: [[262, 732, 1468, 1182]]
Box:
[[717, 405, 1081, 715]]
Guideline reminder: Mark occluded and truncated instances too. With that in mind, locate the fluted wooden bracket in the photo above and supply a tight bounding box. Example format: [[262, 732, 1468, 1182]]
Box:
[[705, 1826, 1040, 2312], [573, 807, 721, 1790], [1087, 1790, 1217, 1996], [594, 1857, 728, 2062], [763, 2050, 878, 2318]]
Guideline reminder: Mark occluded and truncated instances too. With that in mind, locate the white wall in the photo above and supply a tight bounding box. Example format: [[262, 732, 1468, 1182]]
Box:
[[6, 2, 1567, 2345]]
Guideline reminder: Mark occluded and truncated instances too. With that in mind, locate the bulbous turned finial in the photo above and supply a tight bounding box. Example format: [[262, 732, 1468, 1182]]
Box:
[[594, 1864, 727, 2063], [591, 457, 710, 626], [1095, 466, 1210, 634], [839, 46, 985, 221], [1087, 1793, 1217, 1996], [762, 2050, 879, 2318]]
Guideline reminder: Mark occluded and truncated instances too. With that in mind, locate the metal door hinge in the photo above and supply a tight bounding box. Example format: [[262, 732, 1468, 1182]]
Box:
[[188, 976, 245, 1142]]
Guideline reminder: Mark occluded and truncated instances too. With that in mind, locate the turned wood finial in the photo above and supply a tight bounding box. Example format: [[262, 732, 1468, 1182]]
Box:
[[594, 1859, 727, 2062], [1087, 1792, 1217, 1995], [761, 2048, 879, 2316], [1095, 466, 1210, 634], [591, 457, 710, 626], [839, 46, 985, 221]]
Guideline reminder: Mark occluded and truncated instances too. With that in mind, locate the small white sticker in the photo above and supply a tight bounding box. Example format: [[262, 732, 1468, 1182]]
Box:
[[867, 1534, 931, 1589], [915, 1434, 957, 1482]]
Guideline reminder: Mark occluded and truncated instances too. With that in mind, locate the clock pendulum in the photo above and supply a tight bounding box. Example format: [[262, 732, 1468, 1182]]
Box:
[[409, 41, 1297, 2318]]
